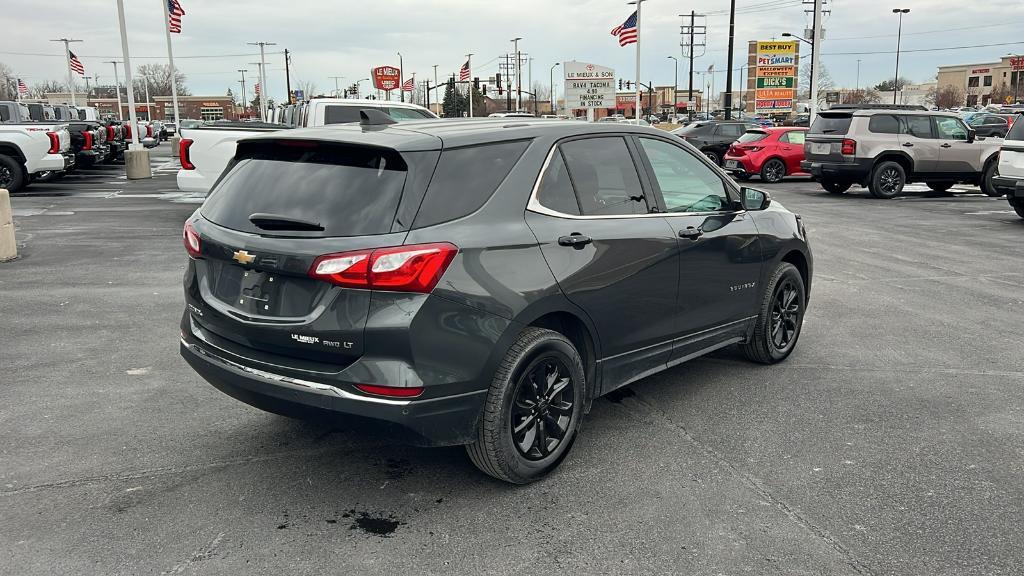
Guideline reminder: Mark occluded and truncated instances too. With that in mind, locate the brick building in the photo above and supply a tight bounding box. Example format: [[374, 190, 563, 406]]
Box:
[[43, 93, 239, 121]]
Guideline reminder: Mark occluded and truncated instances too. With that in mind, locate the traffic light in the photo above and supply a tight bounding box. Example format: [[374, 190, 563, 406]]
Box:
[[482, 84, 488, 96], [618, 79, 623, 90], [473, 77, 480, 92], [496, 73, 503, 95]]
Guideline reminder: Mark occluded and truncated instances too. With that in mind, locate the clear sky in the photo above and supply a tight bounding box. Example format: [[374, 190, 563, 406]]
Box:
[[2, 0, 1023, 100]]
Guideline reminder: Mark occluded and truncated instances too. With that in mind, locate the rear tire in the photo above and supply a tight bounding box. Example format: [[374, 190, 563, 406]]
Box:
[[465, 327, 585, 484], [0, 154, 26, 193], [1011, 199, 1024, 220], [869, 161, 906, 199], [742, 262, 806, 364], [926, 182, 954, 193], [760, 158, 786, 184], [821, 180, 852, 194], [979, 161, 1002, 197], [704, 151, 721, 166]]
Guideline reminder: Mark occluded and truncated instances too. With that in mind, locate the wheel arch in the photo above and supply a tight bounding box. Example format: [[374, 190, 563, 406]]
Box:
[[526, 309, 600, 410], [780, 249, 811, 302], [0, 144, 28, 165], [872, 152, 913, 176]]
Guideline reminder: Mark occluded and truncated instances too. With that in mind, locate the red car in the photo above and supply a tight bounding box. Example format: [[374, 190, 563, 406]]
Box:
[[723, 127, 810, 183]]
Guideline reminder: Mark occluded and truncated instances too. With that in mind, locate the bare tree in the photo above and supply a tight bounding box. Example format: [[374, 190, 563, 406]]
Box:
[[843, 89, 882, 105], [31, 79, 66, 97], [934, 85, 965, 109], [799, 61, 834, 105], [132, 63, 189, 97], [988, 82, 1015, 106], [0, 62, 16, 101], [294, 79, 318, 100]]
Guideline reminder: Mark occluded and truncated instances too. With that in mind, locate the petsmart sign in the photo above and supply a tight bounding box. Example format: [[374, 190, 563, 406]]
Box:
[[755, 40, 798, 113]]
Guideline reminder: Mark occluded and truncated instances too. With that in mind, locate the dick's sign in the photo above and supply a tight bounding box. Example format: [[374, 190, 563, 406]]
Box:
[[754, 40, 798, 113]]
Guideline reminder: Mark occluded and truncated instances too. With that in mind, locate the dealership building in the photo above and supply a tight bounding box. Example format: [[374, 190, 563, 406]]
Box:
[[42, 93, 240, 121], [937, 55, 1024, 106]]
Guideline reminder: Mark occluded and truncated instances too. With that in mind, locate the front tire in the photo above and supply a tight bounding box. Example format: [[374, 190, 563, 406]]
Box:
[[760, 158, 786, 184], [742, 263, 806, 364], [466, 327, 585, 484], [704, 150, 721, 166], [869, 161, 906, 199], [979, 161, 1002, 197]]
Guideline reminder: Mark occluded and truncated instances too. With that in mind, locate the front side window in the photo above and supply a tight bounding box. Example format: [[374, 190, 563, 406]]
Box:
[[638, 137, 730, 213], [560, 137, 648, 216], [900, 116, 934, 138], [935, 117, 969, 141]]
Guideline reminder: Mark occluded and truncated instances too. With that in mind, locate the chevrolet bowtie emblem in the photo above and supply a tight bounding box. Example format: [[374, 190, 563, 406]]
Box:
[[233, 250, 256, 265]]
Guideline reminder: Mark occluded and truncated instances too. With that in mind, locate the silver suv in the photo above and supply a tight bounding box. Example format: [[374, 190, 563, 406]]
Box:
[[802, 108, 1002, 199], [993, 112, 1024, 218]]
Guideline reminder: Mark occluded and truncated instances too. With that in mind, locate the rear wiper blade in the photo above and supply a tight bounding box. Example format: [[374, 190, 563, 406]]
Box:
[[248, 213, 324, 231]]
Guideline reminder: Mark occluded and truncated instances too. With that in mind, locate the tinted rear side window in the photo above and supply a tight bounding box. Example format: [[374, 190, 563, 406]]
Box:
[[868, 115, 899, 134], [1007, 115, 1024, 141], [323, 105, 372, 124], [674, 123, 711, 136], [535, 151, 580, 215], [201, 142, 408, 237], [413, 140, 530, 228], [810, 114, 853, 135], [0, 107, 9, 122]]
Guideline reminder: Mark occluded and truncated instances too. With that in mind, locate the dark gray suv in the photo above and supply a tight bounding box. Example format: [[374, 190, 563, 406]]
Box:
[[180, 114, 813, 484]]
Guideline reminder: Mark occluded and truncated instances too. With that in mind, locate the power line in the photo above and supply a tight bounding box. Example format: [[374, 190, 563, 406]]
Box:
[[823, 40, 1024, 56], [0, 50, 284, 60], [827, 22, 1015, 41]]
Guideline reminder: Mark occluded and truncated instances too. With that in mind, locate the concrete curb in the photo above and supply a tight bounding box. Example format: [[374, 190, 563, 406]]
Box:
[[0, 188, 16, 262]]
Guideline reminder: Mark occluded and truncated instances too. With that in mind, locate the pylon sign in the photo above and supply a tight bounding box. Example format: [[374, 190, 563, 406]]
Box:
[[755, 41, 798, 113]]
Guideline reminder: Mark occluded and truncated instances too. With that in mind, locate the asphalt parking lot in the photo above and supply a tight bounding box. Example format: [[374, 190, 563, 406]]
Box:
[[2, 147, 1022, 575]]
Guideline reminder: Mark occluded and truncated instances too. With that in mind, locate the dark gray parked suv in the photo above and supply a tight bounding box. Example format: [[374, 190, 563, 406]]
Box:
[[180, 113, 813, 483]]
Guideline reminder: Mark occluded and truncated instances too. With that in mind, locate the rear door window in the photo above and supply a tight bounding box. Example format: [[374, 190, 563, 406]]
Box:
[[201, 142, 409, 237], [560, 137, 648, 216], [810, 113, 853, 135], [716, 123, 745, 138], [413, 140, 530, 228], [535, 151, 581, 215], [869, 115, 899, 134], [0, 106, 9, 122]]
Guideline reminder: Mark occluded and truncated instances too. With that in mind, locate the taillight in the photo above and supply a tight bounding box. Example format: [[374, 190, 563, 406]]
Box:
[[82, 131, 94, 151], [354, 384, 424, 398], [183, 221, 202, 258], [179, 138, 195, 170], [106, 126, 115, 141], [841, 139, 857, 155], [146, 125, 153, 138], [46, 132, 60, 154], [309, 242, 458, 293], [125, 124, 132, 139]]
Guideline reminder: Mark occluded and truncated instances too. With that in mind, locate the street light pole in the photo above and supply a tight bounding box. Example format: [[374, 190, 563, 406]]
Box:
[[856, 59, 861, 92], [724, 0, 736, 120], [892, 8, 910, 105], [248, 41, 276, 120], [511, 37, 522, 111], [237, 69, 247, 114], [668, 56, 678, 121], [397, 52, 404, 103], [106, 61, 123, 120], [329, 76, 344, 98], [549, 62, 560, 115]]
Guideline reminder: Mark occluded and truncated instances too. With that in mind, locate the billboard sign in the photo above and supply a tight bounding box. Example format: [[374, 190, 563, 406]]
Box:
[[372, 66, 401, 91], [563, 61, 616, 109], [1011, 57, 1024, 71], [755, 41, 798, 113]]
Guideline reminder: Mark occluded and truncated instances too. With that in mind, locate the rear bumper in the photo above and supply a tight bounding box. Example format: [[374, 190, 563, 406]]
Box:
[[993, 175, 1024, 197], [180, 330, 486, 447], [34, 152, 75, 172], [723, 154, 759, 175], [801, 159, 871, 183]]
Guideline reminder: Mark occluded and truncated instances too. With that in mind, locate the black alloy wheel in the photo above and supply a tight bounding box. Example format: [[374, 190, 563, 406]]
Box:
[[770, 280, 801, 352], [870, 161, 905, 199], [760, 159, 786, 183], [0, 155, 25, 193], [0, 165, 13, 189], [510, 358, 575, 460]]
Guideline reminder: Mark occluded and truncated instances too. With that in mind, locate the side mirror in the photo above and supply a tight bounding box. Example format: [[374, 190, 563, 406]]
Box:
[[966, 128, 976, 143], [741, 188, 771, 211]]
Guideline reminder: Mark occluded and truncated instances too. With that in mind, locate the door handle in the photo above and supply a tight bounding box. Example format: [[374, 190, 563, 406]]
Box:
[[940, 143, 952, 148], [902, 142, 914, 147], [678, 227, 703, 240], [558, 233, 592, 249]]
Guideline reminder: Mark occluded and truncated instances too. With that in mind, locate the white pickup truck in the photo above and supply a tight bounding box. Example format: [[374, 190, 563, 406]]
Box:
[[0, 101, 75, 193], [177, 98, 437, 193]]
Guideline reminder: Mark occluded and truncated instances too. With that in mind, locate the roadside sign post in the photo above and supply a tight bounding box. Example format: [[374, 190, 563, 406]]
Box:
[[563, 61, 615, 121], [754, 40, 798, 120]]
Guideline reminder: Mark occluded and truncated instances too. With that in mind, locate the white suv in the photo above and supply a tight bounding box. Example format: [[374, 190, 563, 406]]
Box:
[[993, 113, 1024, 218]]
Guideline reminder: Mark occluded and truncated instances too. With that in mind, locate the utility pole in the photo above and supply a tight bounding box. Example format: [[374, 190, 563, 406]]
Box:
[[284, 49, 292, 104], [329, 76, 344, 98], [51, 38, 83, 106], [681, 12, 706, 121], [237, 69, 248, 114], [724, 0, 736, 119], [511, 38, 522, 110], [106, 61, 123, 120], [856, 59, 861, 92], [247, 41, 276, 120], [668, 56, 678, 120], [528, 57, 534, 113], [810, 0, 824, 120], [397, 52, 404, 103]]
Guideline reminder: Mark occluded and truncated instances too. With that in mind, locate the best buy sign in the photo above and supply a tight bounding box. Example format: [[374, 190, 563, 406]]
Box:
[[756, 76, 794, 89]]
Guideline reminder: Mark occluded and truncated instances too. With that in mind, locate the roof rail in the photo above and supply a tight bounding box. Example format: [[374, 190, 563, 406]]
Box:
[[827, 104, 929, 111]]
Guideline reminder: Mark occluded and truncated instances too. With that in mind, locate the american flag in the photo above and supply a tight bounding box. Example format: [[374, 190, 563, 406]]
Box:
[[611, 11, 638, 47], [402, 78, 414, 92], [68, 51, 85, 75], [167, 0, 185, 33], [17, 78, 29, 95], [459, 61, 470, 82]]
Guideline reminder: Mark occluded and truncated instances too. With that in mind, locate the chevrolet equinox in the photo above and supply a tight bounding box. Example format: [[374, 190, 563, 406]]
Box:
[[180, 112, 813, 484]]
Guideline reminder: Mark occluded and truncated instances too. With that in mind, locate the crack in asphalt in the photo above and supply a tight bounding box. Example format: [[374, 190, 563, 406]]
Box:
[[623, 391, 876, 576]]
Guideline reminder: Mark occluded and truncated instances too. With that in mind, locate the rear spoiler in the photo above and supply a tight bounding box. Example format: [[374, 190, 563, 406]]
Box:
[[828, 104, 928, 111]]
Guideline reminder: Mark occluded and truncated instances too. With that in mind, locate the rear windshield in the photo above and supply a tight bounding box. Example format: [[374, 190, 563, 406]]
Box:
[[737, 131, 768, 143], [809, 113, 853, 135], [674, 122, 711, 136], [1007, 115, 1024, 141], [384, 107, 434, 120], [201, 142, 408, 237]]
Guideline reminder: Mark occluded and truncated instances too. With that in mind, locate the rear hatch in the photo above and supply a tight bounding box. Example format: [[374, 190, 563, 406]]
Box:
[[805, 112, 854, 163], [998, 116, 1024, 179], [186, 137, 438, 369]]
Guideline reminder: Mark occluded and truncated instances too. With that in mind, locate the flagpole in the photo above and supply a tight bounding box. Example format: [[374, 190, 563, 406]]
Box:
[[160, 0, 182, 153], [466, 53, 473, 118], [51, 38, 83, 106], [629, 0, 643, 122]]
